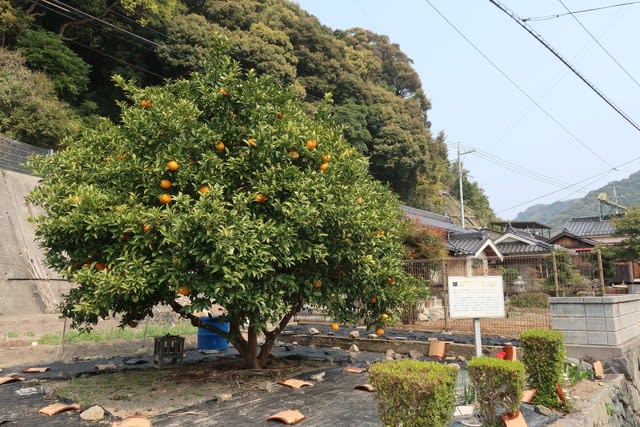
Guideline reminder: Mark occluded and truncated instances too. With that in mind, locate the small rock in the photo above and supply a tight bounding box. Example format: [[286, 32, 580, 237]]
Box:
[[330, 346, 341, 350], [386, 349, 396, 357], [80, 405, 105, 421], [308, 327, 320, 335], [367, 334, 378, 339], [356, 326, 367, 330], [393, 353, 403, 360], [349, 331, 360, 339], [535, 405, 554, 417], [292, 341, 298, 346], [216, 393, 233, 401], [309, 372, 325, 381], [456, 355, 467, 362], [408, 350, 423, 359], [349, 344, 360, 352]]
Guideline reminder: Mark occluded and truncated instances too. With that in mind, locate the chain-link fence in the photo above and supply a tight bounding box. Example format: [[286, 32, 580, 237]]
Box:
[[0, 135, 51, 175], [403, 252, 608, 338]]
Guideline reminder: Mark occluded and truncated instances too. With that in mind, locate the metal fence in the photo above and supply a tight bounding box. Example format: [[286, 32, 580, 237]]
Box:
[[0, 135, 51, 175], [403, 252, 607, 338]]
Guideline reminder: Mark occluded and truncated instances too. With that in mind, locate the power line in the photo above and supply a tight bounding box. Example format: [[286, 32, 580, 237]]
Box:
[[488, 6, 626, 151], [34, 0, 161, 48], [558, 0, 640, 90], [490, 0, 640, 135], [523, 1, 640, 22], [497, 153, 640, 214], [423, 0, 614, 170]]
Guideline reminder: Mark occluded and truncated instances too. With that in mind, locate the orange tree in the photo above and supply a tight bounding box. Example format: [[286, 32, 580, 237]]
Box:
[[27, 51, 411, 369]]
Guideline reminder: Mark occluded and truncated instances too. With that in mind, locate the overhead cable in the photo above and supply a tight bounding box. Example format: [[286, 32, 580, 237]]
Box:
[[558, 0, 640, 90], [490, 0, 640, 135], [523, 1, 640, 22], [423, 0, 614, 170]]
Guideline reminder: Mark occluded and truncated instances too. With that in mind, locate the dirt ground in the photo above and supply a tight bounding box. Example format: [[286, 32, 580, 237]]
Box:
[[0, 312, 601, 423], [0, 312, 337, 419]]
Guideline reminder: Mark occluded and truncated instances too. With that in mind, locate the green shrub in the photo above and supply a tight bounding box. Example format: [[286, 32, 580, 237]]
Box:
[[369, 359, 458, 427], [520, 328, 566, 408], [508, 292, 549, 309], [467, 357, 525, 427]]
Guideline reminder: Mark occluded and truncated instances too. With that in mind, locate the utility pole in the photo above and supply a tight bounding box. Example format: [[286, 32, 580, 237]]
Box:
[[457, 142, 474, 228]]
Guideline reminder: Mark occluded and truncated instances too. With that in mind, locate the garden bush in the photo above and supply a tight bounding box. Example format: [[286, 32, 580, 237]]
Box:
[[508, 292, 549, 309], [369, 359, 457, 427], [467, 357, 525, 427], [520, 328, 566, 408]]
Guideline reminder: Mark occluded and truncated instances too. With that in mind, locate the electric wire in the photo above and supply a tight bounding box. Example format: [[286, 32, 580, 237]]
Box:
[[558, 0, 640, 90], [497, 154, 640, 214], [424, 0, 614, 170], [487, 6, 626, 151], [523, 1, 640, 22], [490, 0, 640, 135]]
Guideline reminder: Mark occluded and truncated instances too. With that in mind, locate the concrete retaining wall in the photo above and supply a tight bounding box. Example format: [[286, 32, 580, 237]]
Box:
[[551, 295, 640, 360], [0, 169, 70, 315]]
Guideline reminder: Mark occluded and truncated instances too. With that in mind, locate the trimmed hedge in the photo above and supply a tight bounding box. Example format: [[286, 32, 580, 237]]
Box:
[[520, 328, 566, 408], [369, 359, 458, 427], [468, 357, 525, 427]]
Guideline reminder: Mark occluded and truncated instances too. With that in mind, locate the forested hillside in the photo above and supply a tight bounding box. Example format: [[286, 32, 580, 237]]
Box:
[[516, 170, 640, 232], [1, 0, 494, 222]]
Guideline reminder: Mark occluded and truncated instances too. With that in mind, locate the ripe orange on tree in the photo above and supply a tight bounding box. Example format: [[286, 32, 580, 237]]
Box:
[[160, 179, 172, 190], [370, 296, 378, 304], [313, 279, 322, 289], [215, 141, 225, 152], [306, 139, 317, 151], [167, 160, 179, 172], [95, 262, 106, 271], [246, 138, 256, 146], [198, 185, 210, 194], [330, 322, 340, 331], [159, 193, 172, 204], [322, 154, 331, 162], [319, 162, 329, 172], [139, 99, 152, 109], [255, 193, 267, 204], [288, 150, 300, 160], [178, 285, 191, 296], [143, 223, 152, 233], [375, 327, 385, 336]]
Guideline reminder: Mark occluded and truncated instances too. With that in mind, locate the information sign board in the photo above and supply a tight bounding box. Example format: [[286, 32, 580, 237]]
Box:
[[447, 276, 505, 319]]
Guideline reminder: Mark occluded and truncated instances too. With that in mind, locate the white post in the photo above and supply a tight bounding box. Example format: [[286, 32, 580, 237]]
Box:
[[473, 318, 482, 357]]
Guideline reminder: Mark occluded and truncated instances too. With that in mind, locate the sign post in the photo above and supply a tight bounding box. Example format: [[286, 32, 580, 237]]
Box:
[[447, 276, 505, 357]]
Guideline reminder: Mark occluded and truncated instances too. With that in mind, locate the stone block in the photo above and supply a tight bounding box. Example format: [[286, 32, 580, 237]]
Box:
[[561, 330, 588, 345], [551, 317, 586, 331], [585, 303, 605, 317], [587, 331, 608, 345], [586, 317, 606, 331], [550, 303, 585, 317]]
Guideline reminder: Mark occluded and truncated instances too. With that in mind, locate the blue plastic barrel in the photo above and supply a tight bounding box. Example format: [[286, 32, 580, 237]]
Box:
[[197, 316, 230, 350]]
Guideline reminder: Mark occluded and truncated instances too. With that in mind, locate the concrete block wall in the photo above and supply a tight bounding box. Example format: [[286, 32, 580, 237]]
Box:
[[551, 295, 640, 347]]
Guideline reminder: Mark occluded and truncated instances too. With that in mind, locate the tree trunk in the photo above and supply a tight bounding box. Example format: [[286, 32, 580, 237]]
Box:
[[168, 299, 301, 369]]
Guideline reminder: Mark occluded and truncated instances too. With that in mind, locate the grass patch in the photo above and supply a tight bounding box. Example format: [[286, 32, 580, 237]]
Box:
[[38, 323, 197, 345], [6, 332, 18, 338]]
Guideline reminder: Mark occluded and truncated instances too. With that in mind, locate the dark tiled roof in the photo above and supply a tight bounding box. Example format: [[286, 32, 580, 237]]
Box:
[[401, 205, 468, 233], [563, 216, 618, 237], [447, 231, 500, 257], [496, 241, 551, 255], [548, 231, 598, 247]]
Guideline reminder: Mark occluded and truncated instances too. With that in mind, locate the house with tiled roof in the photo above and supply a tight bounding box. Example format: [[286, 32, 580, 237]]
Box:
[[558, 215, 625, 246], [493, 225, 555, 256]]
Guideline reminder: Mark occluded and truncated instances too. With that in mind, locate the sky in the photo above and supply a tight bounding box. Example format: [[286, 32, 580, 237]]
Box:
[[294, 0, 640, 219]]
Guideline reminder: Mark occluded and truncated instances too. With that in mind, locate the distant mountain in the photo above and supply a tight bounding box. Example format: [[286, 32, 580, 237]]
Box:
[[515, 170, 640, 233]]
